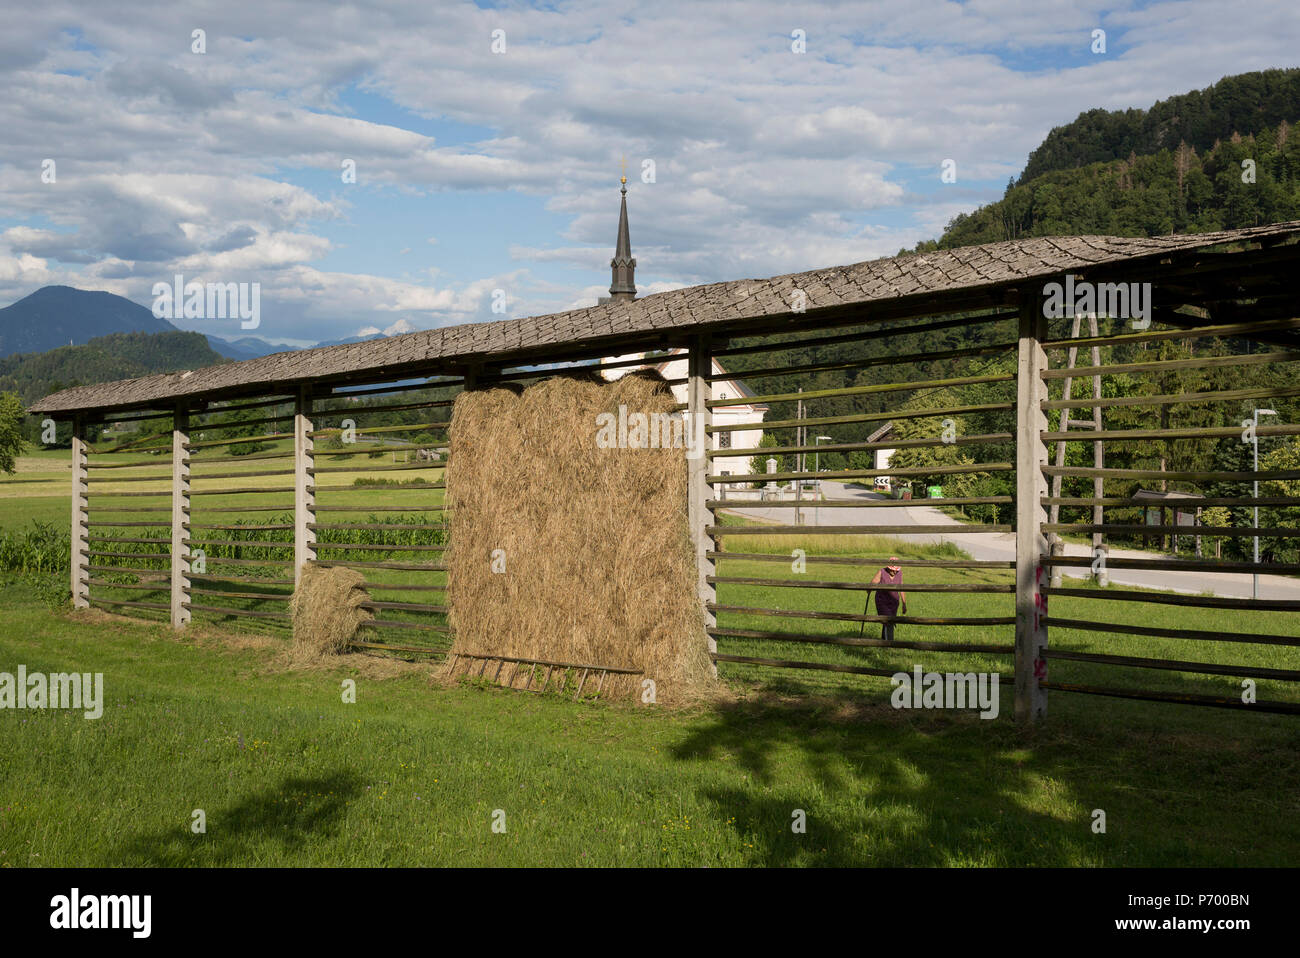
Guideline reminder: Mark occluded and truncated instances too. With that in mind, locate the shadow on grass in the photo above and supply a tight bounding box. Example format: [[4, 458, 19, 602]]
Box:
[[669, 688, 1300, 867], [107, 771, 364, 866]]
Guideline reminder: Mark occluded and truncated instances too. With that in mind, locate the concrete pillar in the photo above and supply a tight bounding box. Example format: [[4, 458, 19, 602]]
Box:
[[687, 334, 717, 675], [1016, 293, 1050, 722], [170, 405, 191, 628], [71, 418, 89, 610], [294, 389, 316, 587]]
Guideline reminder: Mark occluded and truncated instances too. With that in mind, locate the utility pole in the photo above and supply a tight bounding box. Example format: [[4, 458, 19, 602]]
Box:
[[794, 388, 804, 525], [1253, 407, 1278, 599], [814, 435, 832, 526]]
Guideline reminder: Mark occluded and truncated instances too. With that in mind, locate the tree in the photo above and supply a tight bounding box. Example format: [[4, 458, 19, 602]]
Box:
[[209, 403, 273, 457], [749, 432, 786, 488], [0, 392, 28, 474], [1259, 438, 1300, 563]]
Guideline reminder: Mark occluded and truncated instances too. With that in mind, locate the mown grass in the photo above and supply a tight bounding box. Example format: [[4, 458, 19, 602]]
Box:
[[4, 450, 1300, 867], [712, 553, 1300, 705], [1, 578, 1298, 867]]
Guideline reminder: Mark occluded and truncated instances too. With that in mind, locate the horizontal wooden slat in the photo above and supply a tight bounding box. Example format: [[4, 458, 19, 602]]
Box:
[[184, 431, 293, 450], [188, 523, 294, 531], [709, 524, 1011, 535], [1043, 383, 1300, 411], [714, 340, 1016, 383], [711, 310, 1016, 359], [88, 598, 170, 612], [1042, 496, 1300, 509], [711, 496, 1012, 509], [85, 520, 171, 527], [309, 522, 446, 531], [313, 560, 446, 571], [1044, 588, 1300, 612], [1042, 349, 1300, 381], [709, 372, 1014, 409], [189, 589, 291, 601], [711, 603, 1015, 626], [358, 601, 447, 613], [709, 552, 1014, 569], [188, 486, 298, 496], [1043, 523, 1300, 538], [716, 432, 1011, 459], [1044, 617, 1300, 647], [712, 652, 900, 679], [86, 565, 167, 575], [1041, 648, 1300, 682], [345, 640, 448, 655], [86, 580, 168, 591], [710, 462, 1012, 485], [188, 604, 291, 620], [308, 421, 447, 438], [184, 539, 291, 550], [358, 619, 451, 632], [1040, 682, 1300, 715], [1042, 466, 1300, 482], [710, 576, 1013, 593], [1043, 423, 1300, 443], [1044, 555, 1300, 575], [710, 402, 1014, 435], [1042, 315, 1300, 350], [709, 627, 1014, 654], [313, 543, 446, 552], [87, 551, 169, 560]]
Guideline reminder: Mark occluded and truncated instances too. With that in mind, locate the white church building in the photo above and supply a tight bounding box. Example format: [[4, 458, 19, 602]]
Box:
[[599, 349, 768, 489]]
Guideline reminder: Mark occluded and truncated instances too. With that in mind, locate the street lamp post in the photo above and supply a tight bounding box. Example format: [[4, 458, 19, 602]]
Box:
[[1253, 408, 1278, 600]]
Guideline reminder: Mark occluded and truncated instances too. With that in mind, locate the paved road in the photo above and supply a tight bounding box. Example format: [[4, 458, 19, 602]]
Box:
[[724, 480, 1300, 601]]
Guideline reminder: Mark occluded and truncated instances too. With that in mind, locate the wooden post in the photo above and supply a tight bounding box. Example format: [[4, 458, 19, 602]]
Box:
[[294, 389, 316, 587], [688, 334, 718, 677], [170, 405, 191, 629], [1016, 292, 1049, 722], [70, 417, 89, 610]]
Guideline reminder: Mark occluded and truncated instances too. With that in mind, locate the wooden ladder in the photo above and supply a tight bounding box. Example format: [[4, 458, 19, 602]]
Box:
[[1047, 307, 1107, 587], [446, 652, 642, 701]]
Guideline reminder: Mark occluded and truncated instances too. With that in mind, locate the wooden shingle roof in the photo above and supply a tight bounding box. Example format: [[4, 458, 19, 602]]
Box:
[[29, 222, 1300, 416]]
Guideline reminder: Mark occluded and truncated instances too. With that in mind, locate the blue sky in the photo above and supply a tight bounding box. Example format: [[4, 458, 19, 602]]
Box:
[[0, 0, 1296, 346]]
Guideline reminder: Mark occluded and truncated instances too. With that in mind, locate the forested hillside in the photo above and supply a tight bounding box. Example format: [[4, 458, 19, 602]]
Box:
[[2, 330, 227, 407], [913, 70, 1300, 251], [725, 69, 1300, 562], [1019, 68, 1300, 183]]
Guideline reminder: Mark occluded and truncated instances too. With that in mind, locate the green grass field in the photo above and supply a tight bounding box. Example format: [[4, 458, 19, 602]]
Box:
[[1, 580, 1298, 867], [2, 448, 1299, 867]]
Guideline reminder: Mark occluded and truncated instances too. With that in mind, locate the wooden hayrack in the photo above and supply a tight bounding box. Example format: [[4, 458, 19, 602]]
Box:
[[446, 652, 642, 701]]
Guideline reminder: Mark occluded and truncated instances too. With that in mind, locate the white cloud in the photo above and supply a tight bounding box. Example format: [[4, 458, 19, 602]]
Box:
[[0, 0, 1295, 338]]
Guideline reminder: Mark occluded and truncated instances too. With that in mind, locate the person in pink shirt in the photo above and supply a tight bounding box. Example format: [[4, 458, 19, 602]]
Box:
[[863, 556, 907, 642]]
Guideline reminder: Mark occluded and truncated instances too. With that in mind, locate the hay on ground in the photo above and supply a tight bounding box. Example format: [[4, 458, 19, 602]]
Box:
[[289, 564, 373, 659], [444, 370, 714, 704]]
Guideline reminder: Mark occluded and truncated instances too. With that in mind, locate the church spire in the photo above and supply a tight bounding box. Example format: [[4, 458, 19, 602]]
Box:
[[609, 173, 636, 302]]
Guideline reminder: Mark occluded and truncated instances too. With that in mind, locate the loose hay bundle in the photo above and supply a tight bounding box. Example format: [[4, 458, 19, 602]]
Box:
[[289, 564, 373, 658], [445, 371, 713, 703]]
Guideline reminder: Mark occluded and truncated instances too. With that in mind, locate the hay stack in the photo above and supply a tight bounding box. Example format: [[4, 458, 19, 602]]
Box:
[[445, 372, 713, 702], [289, 564, 373, 658]]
